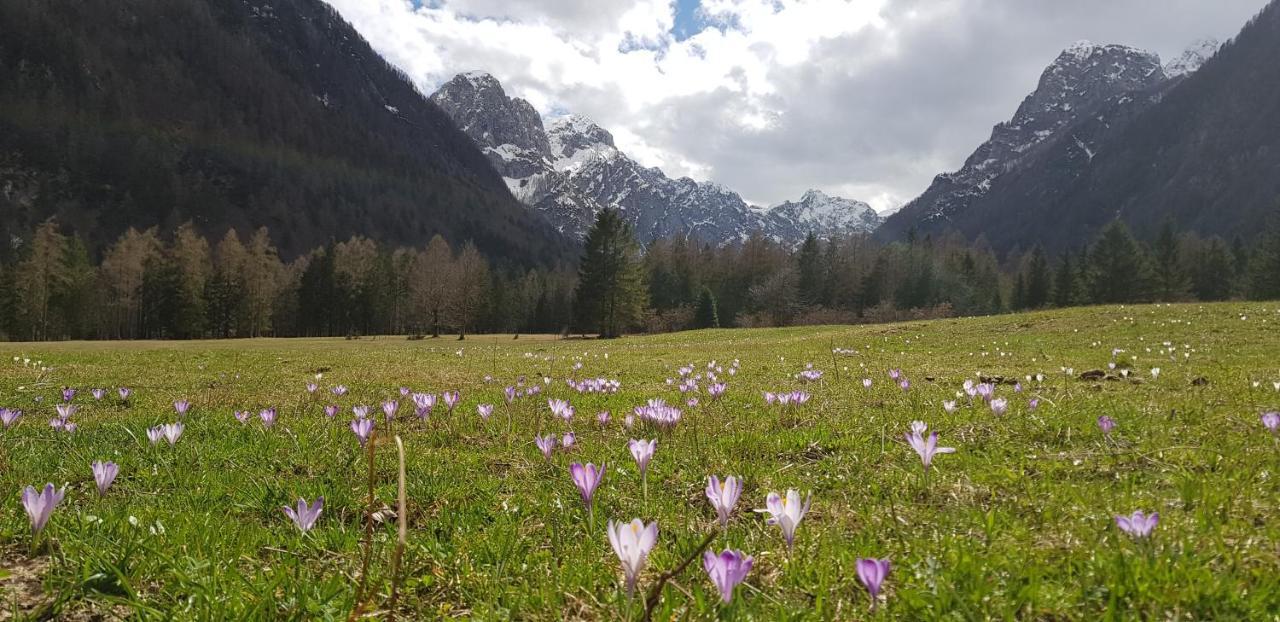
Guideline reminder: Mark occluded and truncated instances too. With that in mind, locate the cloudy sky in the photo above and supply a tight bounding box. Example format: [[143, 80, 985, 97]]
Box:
[[326, 0, 1267, 212]]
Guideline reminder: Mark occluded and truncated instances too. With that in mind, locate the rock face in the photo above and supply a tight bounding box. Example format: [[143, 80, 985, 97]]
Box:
[[877, 41, 1170, 242], [873, 26, 1280, 255], [430, 73, 882, 244], [1163, 38, 1220, 77]]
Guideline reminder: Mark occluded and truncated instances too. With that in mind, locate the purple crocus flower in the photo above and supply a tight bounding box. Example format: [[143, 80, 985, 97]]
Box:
[[989, 398, 1008, 416], [1, 408, 20, 429], [569, 462, 606, 511], [504, 386, 518, 404], [706, 475, 742, 528], [324, 405, 339, 418], [477, 404, 494, 421], [757, 489, 811, 549], [259, 408, 277, 428], [118, 387, 132, 401], [629, 439, 657, 478], [173, 400, 191, 416], [92, 460, 119, 496], [351, 418, 374, 446], [1115, 510, 1159, 538], [55, 404, 76, 420], [161, 422, 184, 445], [905, 422, 956, 470], [889, 369, 901, 380], [548, 398, 574, 422], [283, 497, 324, 532], [862, 378, 872, 388], [703, 549, 753, 604], [535, 434, 555, 461], [234, 410, 250, 424], [306, 383, 318, 394], [442, 391, 461, 413], [597, 411, 611, 427], [91, 388, 106, 401], [606, 518, 658, 596], [1097, 415, 1116, 436], [562, 432, 576, 449], [382, 399, 399, 423], [353, 405, 369, 419], [1261, 411, 1279, 432], [412, 393, 436, 419], [1028, 397, 1040, 411], [20, 483, 65, 536], [708, 383, 727, 399], [62, 388, 76, 402], [146, 426, 164, 445], [331, 385, 348, 397], [856, 558, 891, 606]]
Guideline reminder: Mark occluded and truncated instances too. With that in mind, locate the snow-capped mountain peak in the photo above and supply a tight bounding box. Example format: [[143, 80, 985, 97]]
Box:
[[430, 72, 881, 244], [766, 189, 882, 235], [1164, 38, 1221, 78]]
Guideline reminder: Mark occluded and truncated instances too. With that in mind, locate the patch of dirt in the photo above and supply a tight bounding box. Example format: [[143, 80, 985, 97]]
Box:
[[1, 549, 132, 621], [0, 551, 49, 620]]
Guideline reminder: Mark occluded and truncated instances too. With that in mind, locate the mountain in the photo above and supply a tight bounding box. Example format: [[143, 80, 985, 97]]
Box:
[[1163, 38, 1220, 77], [0, 0, 571, 263], [763, 190, 883, 241], [880, 6, 1280, 255], [430, 72, 882, 245], [876, 41, 1173, 247]]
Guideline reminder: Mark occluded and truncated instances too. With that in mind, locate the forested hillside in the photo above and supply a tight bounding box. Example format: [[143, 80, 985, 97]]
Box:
[[0, 0, 570, 263]]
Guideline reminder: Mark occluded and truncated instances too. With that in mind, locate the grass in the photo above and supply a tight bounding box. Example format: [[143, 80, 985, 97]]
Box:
[[1, 302, 1279, 620]]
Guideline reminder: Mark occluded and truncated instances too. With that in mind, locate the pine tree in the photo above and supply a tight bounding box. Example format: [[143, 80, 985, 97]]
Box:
[[796, 233, 823, 306], [1052, 251, 1076, 307], [1024, 245, 1052, 308], [1151, 220, 1189, 300], [1011, 273, 1027, 310], [1249, 210, 1280, 300], [1191, 237, 1234, 301], [1087, 221, 1152, 303], [693, 287, 719, 329], [574, 208, 647, 338]]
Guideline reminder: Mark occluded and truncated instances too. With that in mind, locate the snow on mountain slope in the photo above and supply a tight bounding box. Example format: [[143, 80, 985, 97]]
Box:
[[431, 72, 880, 245]]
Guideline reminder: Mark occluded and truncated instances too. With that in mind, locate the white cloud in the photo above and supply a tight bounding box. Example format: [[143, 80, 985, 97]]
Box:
[[326, 0, 1269, 208]]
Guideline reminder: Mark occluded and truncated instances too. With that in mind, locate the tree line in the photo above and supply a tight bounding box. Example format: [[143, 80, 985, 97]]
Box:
[[3, 209, 1279, 341]]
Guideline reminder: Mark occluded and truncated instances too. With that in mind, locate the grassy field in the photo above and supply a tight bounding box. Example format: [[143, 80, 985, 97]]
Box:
[[2, 302, 1279, 620]]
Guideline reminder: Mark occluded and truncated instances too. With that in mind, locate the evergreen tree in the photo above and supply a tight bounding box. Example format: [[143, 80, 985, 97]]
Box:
[[1024, 245, 1051, 308], [297, 247, 337, 337], [1249, 210, 1280, 300], [1052, 251, 1077, 307], [693, 287, 720, 329], [1087, 221, 1152, 304], [1191, 237, 1235, 301], [796, 233, 823, 306], [574, 209, 647, 338], [1151, 220, 1189, 300], [1011, 273, 1027, 310]]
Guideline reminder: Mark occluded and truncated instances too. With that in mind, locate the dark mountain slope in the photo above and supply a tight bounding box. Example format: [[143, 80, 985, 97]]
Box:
[[880, 0, 1280, 254], [0, 0, 570, 262]]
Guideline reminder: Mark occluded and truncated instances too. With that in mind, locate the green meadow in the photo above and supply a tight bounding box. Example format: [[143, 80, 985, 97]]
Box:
[[2, 302, 1279, 620]]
